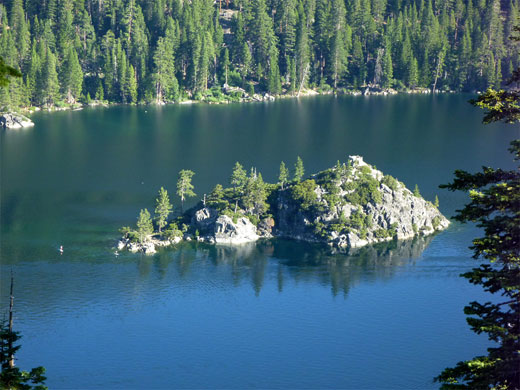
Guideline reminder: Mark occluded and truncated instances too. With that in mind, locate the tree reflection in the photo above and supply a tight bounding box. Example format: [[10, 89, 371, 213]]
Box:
[[149, 235, 436, 296]]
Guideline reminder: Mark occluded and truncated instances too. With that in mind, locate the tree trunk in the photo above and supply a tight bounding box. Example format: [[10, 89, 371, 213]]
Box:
[[8, 273, 14, 368]]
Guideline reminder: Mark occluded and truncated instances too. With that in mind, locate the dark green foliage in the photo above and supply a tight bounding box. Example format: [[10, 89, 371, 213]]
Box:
[[0, 56, 21, 87], [436, 44, 520, 387], [344, 170, 382, 205], [1, 316, 47, 390], [278, 161, 289, 190], [163, 222, 183, 240], [154, 187, 173, 234], [293, 156, 304, 182], [119, 226, 139, 243], [242, 171, 269, 216], [230, 162, 247, 192], [413, 184, 421, 197], [206, 184, 228, 210], [176, 170, 196, 211], [136, 208, 154, 243], [436, 140, 520, 389], [382, 175, 399, 191], [0, 0, 515, 108], [291, 179, 318, 210]]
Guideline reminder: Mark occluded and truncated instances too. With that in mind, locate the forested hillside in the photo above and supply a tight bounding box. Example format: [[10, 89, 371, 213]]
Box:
[[0, 0, 516, 107]]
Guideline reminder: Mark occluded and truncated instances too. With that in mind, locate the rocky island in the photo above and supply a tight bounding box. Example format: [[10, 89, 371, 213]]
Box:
[[118, 156, 449, 254]]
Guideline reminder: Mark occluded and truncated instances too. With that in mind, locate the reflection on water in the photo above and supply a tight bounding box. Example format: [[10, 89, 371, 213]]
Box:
[[1, 95, 515, 388], [136, 235, 435, 297]]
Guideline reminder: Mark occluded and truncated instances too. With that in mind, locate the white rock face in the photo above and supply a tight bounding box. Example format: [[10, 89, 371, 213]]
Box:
[[276, 155, 450, 249], [190, 208, 260, 245], [0, 113, 34, 129], [214, 215, 259, 244]]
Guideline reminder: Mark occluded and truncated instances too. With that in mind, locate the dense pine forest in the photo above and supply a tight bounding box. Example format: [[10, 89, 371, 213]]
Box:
[[0, 0, 516, 107]]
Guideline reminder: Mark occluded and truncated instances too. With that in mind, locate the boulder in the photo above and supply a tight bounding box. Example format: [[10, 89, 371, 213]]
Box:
[[0, 113, 34, 129], [117, 239, 128, 250], [214, 215, 259, 244], [142, 242, 156, 254]]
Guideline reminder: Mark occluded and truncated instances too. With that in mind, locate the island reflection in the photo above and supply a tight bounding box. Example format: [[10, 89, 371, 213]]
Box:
[[148, 235, 435, 297]]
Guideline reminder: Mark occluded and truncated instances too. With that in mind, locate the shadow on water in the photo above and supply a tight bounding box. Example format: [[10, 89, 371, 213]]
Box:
[[149, 234, 436, 297]]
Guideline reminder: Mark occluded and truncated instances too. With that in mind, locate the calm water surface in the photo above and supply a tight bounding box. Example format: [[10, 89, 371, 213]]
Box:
[[1, 94, 519, 389]]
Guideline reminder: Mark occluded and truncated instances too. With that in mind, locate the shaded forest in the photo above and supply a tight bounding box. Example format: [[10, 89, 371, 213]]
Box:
[[0, 0, 516, 107]]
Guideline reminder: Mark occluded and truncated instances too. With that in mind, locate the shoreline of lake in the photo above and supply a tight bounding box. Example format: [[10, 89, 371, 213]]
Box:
[[8, 85, 456, 121]]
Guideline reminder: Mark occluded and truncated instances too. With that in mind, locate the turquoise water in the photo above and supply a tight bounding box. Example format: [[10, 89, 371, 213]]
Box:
[[1, 94, 518, 389]]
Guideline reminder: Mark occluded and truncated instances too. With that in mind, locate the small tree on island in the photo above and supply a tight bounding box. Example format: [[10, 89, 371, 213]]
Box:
[[154, 187, 173, 234], [294, 156, 304, 182], [278, 161, 289, 190], [177, 170, 196, 212], [230, 162, 247, 194], [413, 184, 421, 197], [230, 162, 247, 212], [136, 208, 153, 244]]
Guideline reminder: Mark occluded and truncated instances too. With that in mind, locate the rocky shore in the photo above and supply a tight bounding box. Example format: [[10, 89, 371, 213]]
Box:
[[118, 156, 449, 254], [0, 113, 34, 129]]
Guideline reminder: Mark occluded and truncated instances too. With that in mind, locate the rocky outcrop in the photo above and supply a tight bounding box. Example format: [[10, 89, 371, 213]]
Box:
[[118, 155, 449, 253], [0, 113, 34, 129], [274, 155, 449, 249], [117, 236, 182, 254], [191, 207, 259, 244]]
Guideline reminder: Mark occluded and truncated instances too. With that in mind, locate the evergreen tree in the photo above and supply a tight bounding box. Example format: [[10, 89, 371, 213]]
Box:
[[436, 61, 520, 384], [381, 40, 394, 88], [136, 208, 154, 244], [40, 47, 60, 106], [56, 0, 74, 58], [155, 187, 173, 234], [230, 162, 248, 193], [177, 170, 196, 212], [61, 46, 83, 103], [278, 161, 289, 189], [9, 0, 30, 62], [126, 64, 138, 103], [294, 156, 305, 182], [0, 0, 514, 108]]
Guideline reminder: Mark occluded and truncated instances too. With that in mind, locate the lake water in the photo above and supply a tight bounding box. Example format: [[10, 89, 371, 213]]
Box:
[[1, 94, 519, 389]]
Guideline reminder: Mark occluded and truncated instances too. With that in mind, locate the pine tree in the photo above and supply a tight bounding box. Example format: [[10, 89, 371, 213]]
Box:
[[294, 156, 304, 182], [126, 64, 138, 103], [436, 59, 520, 384], [61, 46, 83, 103], [40, 47, 60, 106], [9, 0, 31, 62], [278, 161, 289, 189], [155, 187, 173, 234], [329, 0, 350, 89], [177, 170, 196, 212], [56, 0, 74, 58], [230, 162, 247, 193], [136, 208, 154, 244], [408, 56, 419, 88], [381, 41, 394, 88]]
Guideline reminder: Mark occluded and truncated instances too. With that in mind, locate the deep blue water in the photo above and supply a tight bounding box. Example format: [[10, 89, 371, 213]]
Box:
[[1, 94, 518, 389]]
